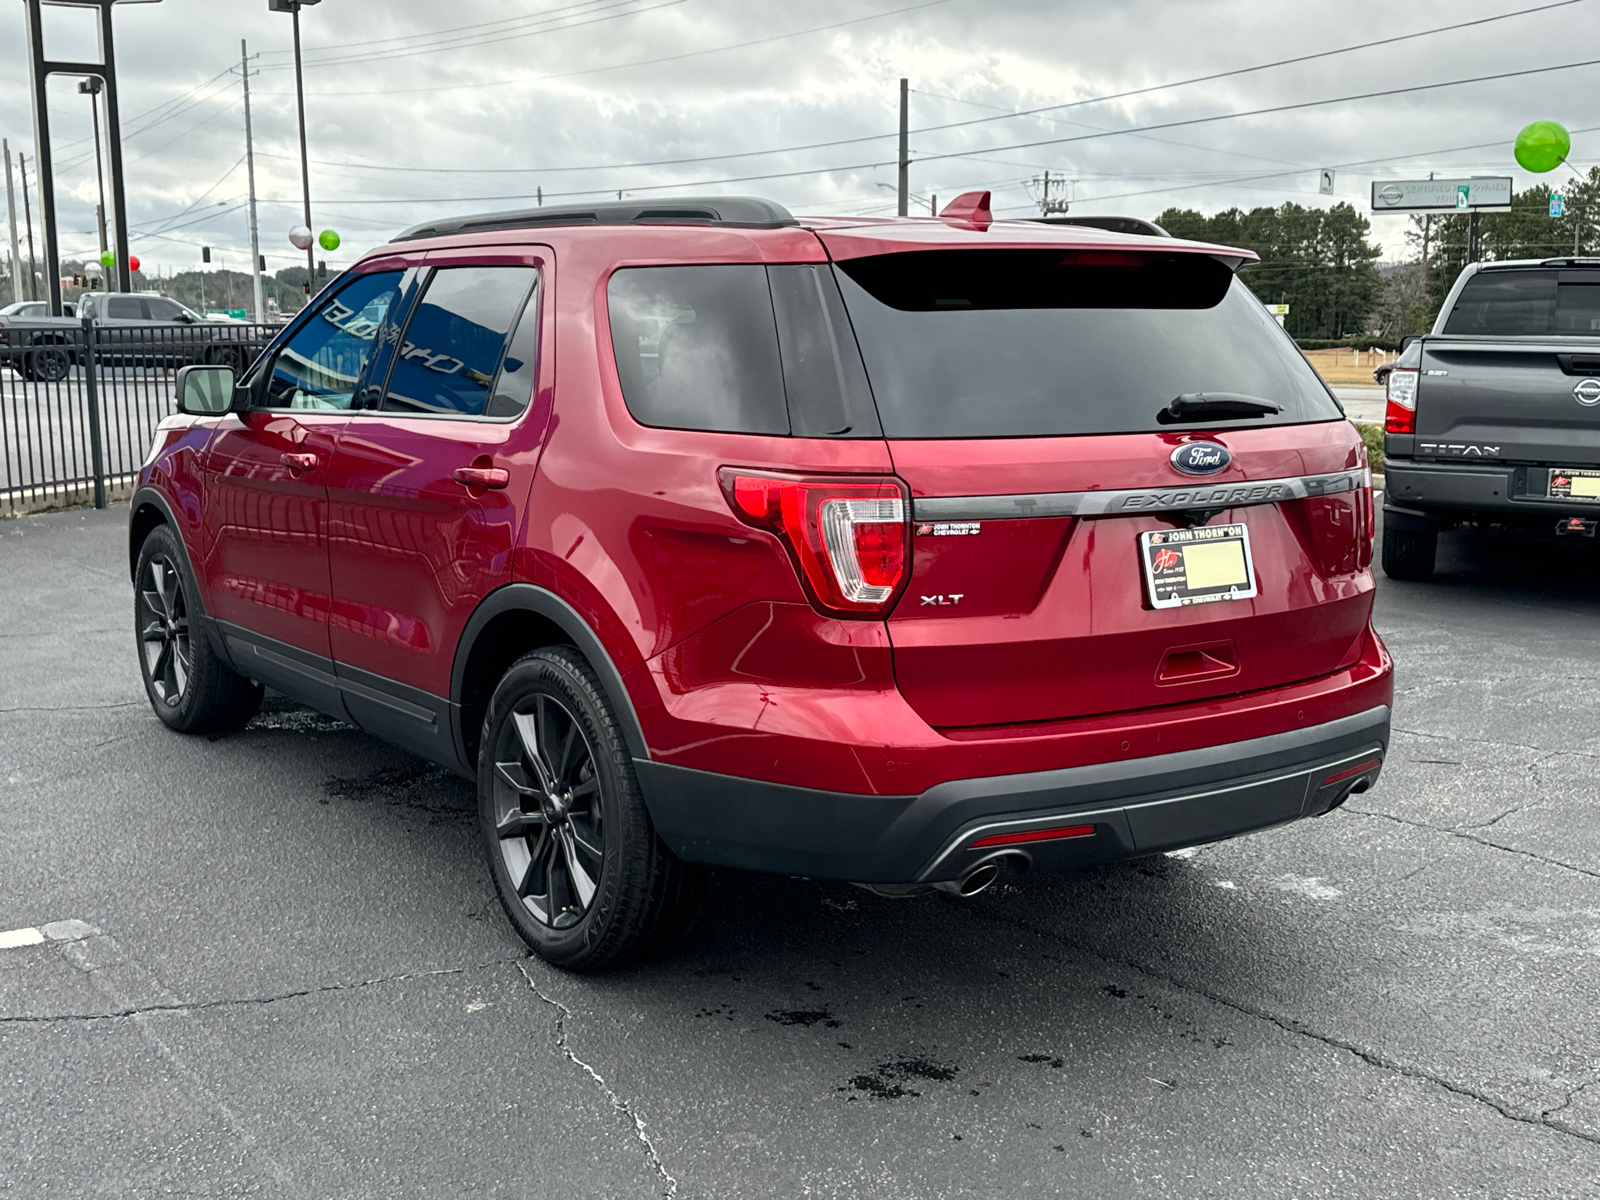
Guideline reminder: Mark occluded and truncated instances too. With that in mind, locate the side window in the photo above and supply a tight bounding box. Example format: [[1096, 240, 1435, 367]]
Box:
[[380, 266, 536, 416], [106, 296, 143, 319], [607, 264, 789, 435], [262, 270, 403, 410], [768, 264, 879, 437], [146, 297, 183, 322]]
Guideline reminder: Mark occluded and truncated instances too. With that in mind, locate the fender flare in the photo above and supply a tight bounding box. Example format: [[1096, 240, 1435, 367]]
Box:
[[449, 583, 650, 768], [128, 485, 233, 668]]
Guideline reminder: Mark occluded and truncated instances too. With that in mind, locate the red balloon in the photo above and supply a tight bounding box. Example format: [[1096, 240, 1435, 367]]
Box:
[[129, 255, 141, 272]]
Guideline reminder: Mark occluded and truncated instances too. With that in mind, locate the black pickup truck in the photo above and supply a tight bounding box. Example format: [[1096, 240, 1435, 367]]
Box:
[[0, 292, 267, 382], [1382, 258, 1600, 579]]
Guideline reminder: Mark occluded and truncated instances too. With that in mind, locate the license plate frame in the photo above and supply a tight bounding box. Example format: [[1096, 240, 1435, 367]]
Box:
[[1547, 467, 1600, 501], [1140, 523, 1258, 610]]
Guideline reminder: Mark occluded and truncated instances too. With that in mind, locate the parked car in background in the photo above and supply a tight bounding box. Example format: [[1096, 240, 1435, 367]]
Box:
[[0, 299, 51, 319], [1382, 257, 1600, 578], [130, 194, 1391, 972], [0, 291, 268, 381]]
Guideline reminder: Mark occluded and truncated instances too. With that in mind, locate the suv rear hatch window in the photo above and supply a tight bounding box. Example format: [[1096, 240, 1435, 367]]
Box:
[[1442, 267, 1600, 336], [833, 249, 1341, 438], [834, 247, 1368, 730]]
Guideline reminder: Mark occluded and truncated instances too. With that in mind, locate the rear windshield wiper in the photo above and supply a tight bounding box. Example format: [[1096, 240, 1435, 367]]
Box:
[[1158, 392, 1282, 424]]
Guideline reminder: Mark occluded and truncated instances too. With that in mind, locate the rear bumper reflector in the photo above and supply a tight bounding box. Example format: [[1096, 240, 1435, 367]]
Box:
[[970, 824, 1096, 848], [1318, 757, 1383, 788]]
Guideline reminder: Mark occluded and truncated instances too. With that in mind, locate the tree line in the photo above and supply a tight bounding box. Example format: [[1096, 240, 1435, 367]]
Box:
[[1157, 170, 1600, 344]]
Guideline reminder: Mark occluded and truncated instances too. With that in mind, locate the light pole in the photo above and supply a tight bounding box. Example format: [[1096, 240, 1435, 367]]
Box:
[[269, 0, 320, 289], [22, 0, 156, 313], [77, 77, 109, 275]]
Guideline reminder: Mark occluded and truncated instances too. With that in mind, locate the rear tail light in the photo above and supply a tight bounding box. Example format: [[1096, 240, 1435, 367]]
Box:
[[1385, 368, 1418, 434], [720, 468, 909, 617]]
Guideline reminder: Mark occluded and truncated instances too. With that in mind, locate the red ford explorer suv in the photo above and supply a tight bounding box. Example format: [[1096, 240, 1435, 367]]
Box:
[[130, 193, 1392, 971]]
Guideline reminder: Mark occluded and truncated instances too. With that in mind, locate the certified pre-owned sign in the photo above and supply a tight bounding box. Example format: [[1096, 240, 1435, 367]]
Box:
[[1370, 177, 1513, 212]]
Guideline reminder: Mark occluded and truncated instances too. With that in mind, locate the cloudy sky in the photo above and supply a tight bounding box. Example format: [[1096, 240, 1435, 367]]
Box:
[[1, 0, 1596, 279]]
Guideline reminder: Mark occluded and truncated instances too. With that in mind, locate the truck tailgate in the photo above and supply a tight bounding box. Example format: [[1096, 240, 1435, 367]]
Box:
[[1415, 339, 1600, 464]]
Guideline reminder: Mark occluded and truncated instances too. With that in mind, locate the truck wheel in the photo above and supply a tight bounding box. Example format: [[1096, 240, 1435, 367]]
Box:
[[25, 344, 71, 383], [479, 646, 706, 972], [1382, 525, 1437, 581], [135, 524, 264, 733]]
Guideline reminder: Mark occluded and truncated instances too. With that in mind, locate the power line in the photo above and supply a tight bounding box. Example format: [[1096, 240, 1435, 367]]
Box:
[[260, 0, 663, 59], [905, 0, 1591, 141], [256, 0, 689, 72], [257, 0, 958, 96], [917, 56, 1600, 166]]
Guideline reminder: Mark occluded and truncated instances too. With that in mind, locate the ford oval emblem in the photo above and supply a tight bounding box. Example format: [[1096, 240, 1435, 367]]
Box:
[[1171, 442, 1231, 475]]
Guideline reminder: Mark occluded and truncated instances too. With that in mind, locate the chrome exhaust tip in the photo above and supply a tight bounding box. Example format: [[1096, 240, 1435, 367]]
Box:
[[933, 861, 1001, 898]]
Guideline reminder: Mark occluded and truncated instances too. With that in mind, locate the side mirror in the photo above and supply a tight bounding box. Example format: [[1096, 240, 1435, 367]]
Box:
[[176, 364, 236, 415], [1399, 335, 1419, 353]]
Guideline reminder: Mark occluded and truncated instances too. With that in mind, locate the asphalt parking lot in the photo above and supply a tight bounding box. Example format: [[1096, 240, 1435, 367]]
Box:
[[2, 504, 1597, 1199]]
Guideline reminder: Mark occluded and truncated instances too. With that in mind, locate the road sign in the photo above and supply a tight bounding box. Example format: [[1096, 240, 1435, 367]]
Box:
[[1267, 304, 1290, 315], [1370, 177, 1513, 212], [1551, 192, 1565, 218], [1319, 169, 1335, 195]]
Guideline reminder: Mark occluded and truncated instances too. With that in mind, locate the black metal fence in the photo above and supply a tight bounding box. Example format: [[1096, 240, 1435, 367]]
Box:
[[0, 318, 276, 517]]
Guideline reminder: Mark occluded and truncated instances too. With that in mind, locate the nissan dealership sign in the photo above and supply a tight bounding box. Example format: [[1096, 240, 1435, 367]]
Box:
[[1370, 177, 1513, 212]]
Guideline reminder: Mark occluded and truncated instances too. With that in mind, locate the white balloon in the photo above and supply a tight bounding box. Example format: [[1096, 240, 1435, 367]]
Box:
[[288, 225, 313, 250]]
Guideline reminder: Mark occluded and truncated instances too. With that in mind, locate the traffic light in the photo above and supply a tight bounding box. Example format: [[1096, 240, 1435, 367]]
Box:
[[302, 279, 311, 295], [259, 255, 267, 272], [317, 260, 327, 280], [202, 246, 211, 263]]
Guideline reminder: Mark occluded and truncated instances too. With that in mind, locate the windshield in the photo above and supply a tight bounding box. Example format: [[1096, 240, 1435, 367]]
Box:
[[1442, 268, 1600, 336], [832, 250, 1340, 438]]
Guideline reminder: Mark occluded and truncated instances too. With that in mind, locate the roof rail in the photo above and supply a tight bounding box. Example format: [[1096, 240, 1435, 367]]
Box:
[[396, 196, 797, 241], [1025, 215, 1171, 237]]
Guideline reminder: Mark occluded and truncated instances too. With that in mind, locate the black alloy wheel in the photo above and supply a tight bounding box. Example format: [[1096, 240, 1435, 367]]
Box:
[[478, 647, 707, 972], [132, 524, 263, 733], [138, 552, 192, 707], [491, 693, 605, 930], [26, 343, 71, 383]]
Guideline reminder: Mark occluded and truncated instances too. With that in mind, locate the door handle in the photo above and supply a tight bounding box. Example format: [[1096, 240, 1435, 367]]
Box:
[[281, 451, 318, 472], [453, 465, 510, 490]]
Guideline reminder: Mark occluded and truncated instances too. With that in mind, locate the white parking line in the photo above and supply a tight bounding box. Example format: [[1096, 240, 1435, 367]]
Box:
[[0, 919, 99, 949]]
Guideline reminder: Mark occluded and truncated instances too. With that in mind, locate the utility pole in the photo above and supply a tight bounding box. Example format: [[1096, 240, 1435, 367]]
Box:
[[1031, 170, 1072, 215], [78, 77, 109, 273], [241, 38, 265, 323], [897, 78, 909, 218], [20, 154, 38, 302], [292, 1, 316, 284], [3, 141, 20, 304]]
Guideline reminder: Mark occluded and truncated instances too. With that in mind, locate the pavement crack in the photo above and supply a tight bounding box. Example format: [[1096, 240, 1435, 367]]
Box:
[[516, 960, 678, 1198], [1392, 725, 1600, 765], [1340, 807, 1600, 881], [0, 957, 526, 1025], [954, 903, 1600, 1149]]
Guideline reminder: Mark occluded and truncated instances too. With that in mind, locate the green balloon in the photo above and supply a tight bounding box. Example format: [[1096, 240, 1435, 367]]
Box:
[[99, 250, 114, 268], [318, 229, 341, 251], [1515, 120, 1570, 173]]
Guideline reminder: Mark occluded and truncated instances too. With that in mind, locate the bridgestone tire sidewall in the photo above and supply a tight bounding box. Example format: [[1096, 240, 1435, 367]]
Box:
[[478, 648, 647, 970]]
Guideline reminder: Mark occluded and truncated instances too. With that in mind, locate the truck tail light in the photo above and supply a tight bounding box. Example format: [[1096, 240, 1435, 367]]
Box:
[[1385, 368, 1418, 434], [719, 468, 909, 617]]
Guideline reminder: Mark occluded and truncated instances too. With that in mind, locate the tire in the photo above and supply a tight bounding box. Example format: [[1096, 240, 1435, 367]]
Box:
[[204, 345, 244, 371], [25, 343, 71, 383], [1382, 525, 1437, 581], [479, 646, 706, 972], [134, 524, 263, 733]]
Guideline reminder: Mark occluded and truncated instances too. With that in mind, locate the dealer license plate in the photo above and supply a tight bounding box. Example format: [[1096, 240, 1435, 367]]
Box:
[[1140, 524, 1258, 609], [1547, 468, 1600, 501]]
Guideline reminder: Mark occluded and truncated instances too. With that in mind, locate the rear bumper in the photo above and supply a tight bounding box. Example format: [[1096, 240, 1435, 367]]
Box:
[[1385, 459, 1600, 523], [637, 704, 1390, 883]]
